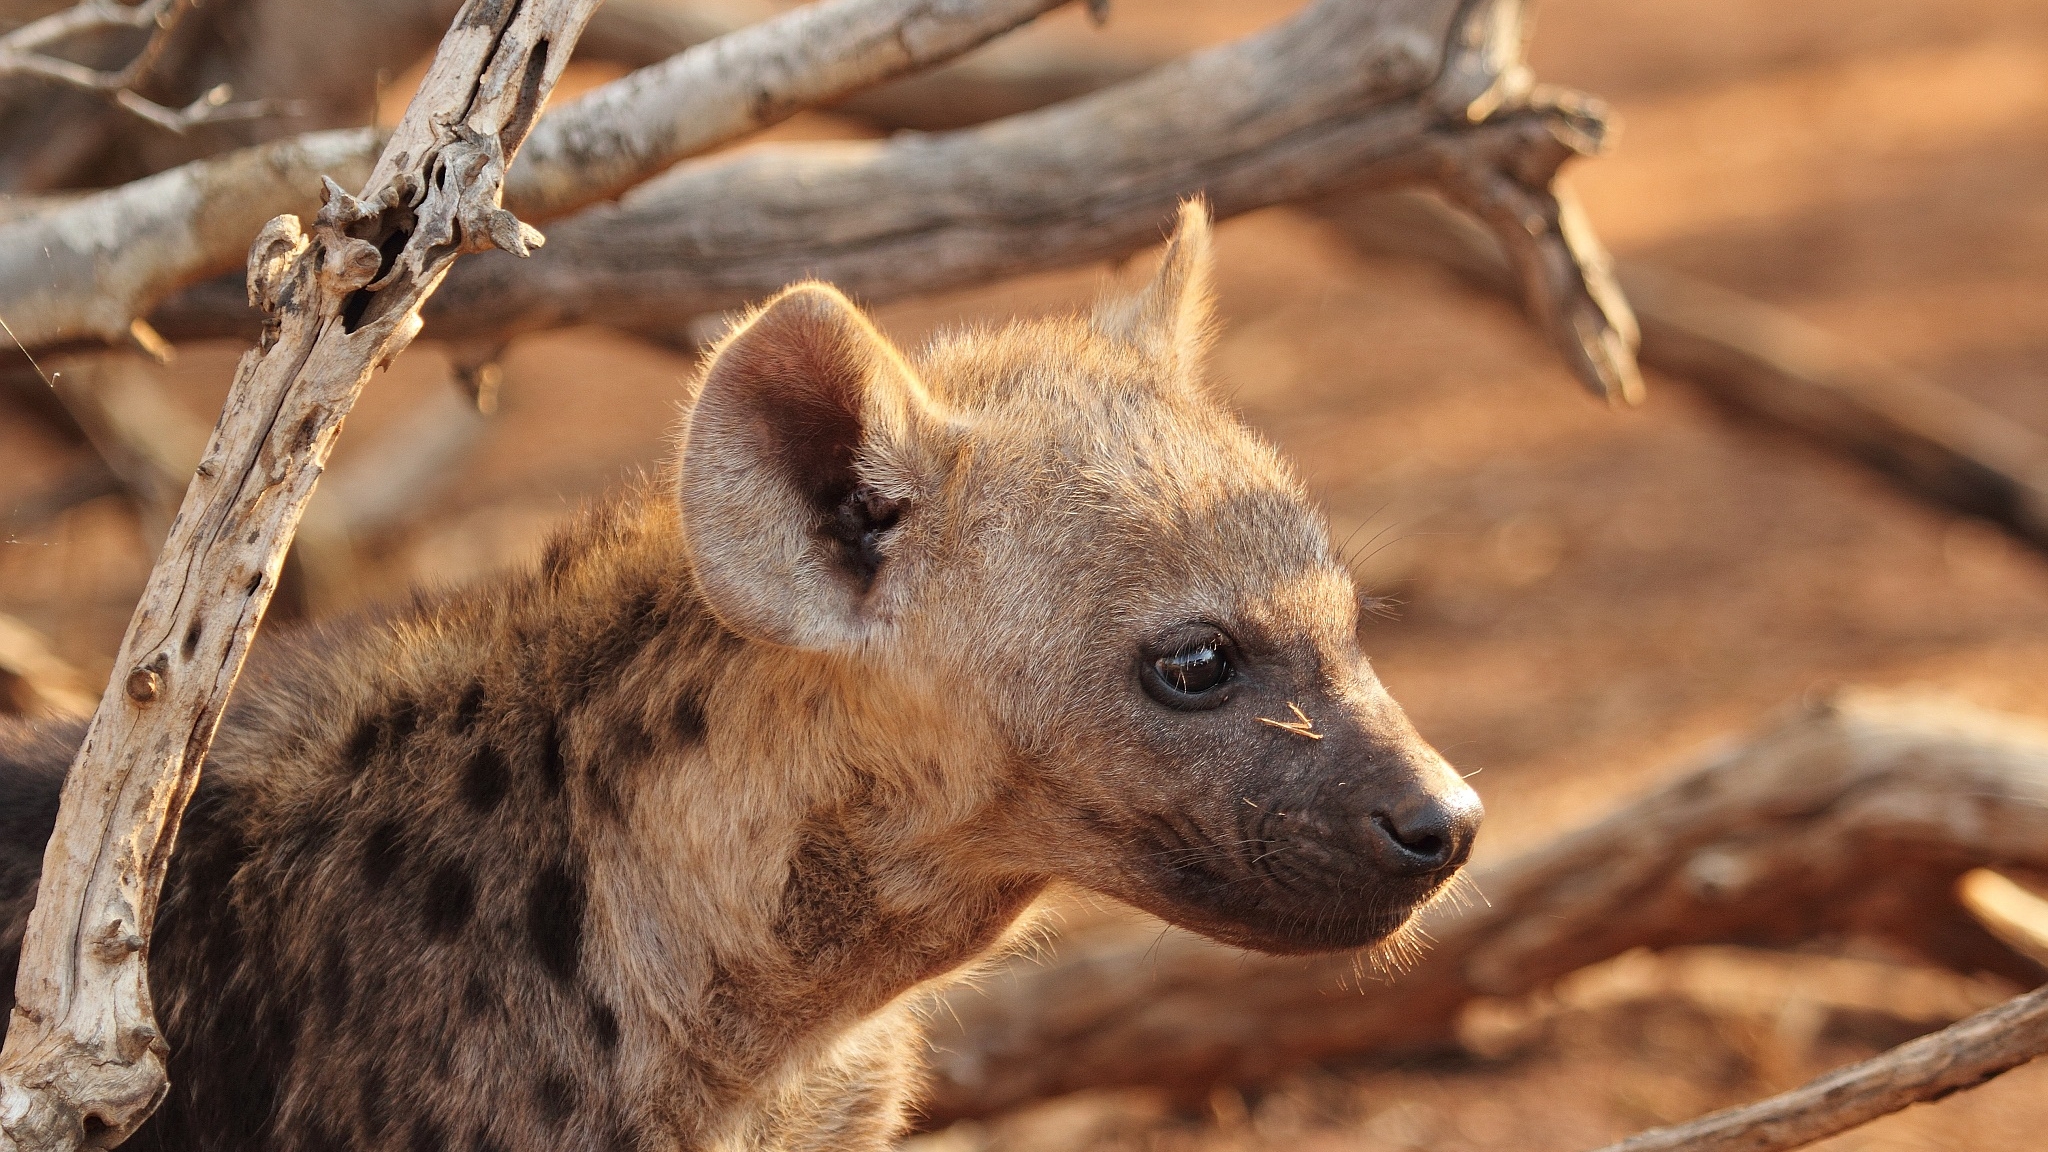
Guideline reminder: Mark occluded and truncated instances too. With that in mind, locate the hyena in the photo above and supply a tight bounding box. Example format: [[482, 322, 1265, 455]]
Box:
[[0, 202, 1479, 1151]]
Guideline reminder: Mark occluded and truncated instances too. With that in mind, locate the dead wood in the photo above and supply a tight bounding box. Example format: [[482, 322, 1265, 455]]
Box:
[[577, 0, 1168, 132], [0, 0, 283, 134], [0, 0, 1077, 352], [916, 691, 2048, 1125], [1586, 981, 2048, 1152], [0, 615, 93, 719], [0, 1, 600, 1146], [146, 0, 1645, 403], [1315, 190, 2048, 551]]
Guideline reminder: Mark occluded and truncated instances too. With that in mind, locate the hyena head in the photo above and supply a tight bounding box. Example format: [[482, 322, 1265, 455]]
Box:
[[678, 201, 1480, 957]]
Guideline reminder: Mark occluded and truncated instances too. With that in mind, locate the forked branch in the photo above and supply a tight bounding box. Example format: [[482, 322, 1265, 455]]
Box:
[[0, 1, 602, 1147], [0, 0, 289, 132]]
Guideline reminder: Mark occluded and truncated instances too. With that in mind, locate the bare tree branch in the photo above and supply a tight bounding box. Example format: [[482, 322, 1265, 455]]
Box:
[[0, 0, 1080, 351], [0, 0, 185, 94], [0, 1, 601, 1145], [1314, 190, 2048, 551], [1586, 983, 2048, 1152], [0, 0, 295, 133], [917, 691, 2048, 1124], [144, 0, 1645, 403]]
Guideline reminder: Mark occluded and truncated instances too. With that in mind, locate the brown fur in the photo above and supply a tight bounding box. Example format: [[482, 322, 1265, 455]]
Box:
[[0, 202, 1478, 1150]]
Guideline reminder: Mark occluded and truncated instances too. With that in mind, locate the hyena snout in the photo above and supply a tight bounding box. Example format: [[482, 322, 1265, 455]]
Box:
[[1357, 768, 1482, 878], [1262, 734, 1481, 890]]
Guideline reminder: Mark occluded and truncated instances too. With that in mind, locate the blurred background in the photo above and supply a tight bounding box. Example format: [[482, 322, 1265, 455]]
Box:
[[4, 0, 2048, 1148]]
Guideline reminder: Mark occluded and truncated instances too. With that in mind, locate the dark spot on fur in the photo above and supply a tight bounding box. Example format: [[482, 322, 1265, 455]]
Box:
[[387, 697, 421, 748], [589, 997, 621, 1053], [539, 718, 567, 795], [361, 820, 405, 891], [537, 1070, 578, 1124], [615, 719, 655, 762], [409, 1118, 444, 1152], [424, 860, 477, 939], [453, 681, 486, 732], [774, 822, 875, 963], [671, 688, 706, 746], [344, 716, 379, 773], [460, 745, 509, 814], [471, 1129, 508, 1152], [358, 1064, 389, 1138], [463, 973, 495, 1019], [526, 860, 586, 984]]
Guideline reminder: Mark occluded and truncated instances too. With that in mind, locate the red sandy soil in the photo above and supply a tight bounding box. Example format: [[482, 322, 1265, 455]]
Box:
[[4, 0, 2048, 1147]]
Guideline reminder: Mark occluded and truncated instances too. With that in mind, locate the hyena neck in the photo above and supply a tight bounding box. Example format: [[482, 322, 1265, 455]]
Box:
[[205, 490, 1044, 1112], [526, 493, 1050, 1096]]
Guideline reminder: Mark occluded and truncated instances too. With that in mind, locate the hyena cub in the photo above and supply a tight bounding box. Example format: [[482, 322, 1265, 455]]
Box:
[[0, 202, 1479, 1151]]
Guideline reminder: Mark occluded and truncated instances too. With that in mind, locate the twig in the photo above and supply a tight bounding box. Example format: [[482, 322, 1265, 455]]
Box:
[[0, 0, 184, 94], [1586, 983, 2048, 1152], [0, 1, 602, 1146], [0, 0, 290, 133], [1958, 869, 2048, 971]]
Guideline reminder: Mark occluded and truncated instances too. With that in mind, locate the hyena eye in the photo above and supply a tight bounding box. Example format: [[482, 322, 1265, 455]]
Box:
[[1157, 645, 1228, 694], [1143, 637, 1233, 709]]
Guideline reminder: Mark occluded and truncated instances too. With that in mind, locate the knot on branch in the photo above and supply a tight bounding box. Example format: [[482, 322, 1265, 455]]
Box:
[[407, 124, 546, 284], [245, 216, 309, 316]]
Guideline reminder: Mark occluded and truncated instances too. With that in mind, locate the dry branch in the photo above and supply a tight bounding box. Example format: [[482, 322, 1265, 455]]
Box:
[[0, 0, 1077, 351], [1586, 983, 2048, 1152], [0, 0, 287, 133], [1314, 190, 2048, 550], [917, 691, 2048, 1124], [576, 0, 1169, 132], [0, 1, 601, 1146], [148, 0, 1644, 403]]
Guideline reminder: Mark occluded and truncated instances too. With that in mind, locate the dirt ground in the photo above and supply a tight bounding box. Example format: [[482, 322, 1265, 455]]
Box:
[[4, 0, 2048, 1148]]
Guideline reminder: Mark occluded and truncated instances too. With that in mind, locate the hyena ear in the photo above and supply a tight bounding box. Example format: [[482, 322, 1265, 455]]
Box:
[[1091, 198, 1216, 380], [678, 283, 943, 650]]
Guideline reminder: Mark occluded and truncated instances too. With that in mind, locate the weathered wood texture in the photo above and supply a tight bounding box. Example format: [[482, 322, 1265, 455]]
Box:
[[1315, 190, 2048, 551], [917, 692, 2048, 1124], [0, 1, 600, 1147], [1587, 982, 2048, 1152], [0, 0, 1076, 351], [141, 0, 1641, 402]]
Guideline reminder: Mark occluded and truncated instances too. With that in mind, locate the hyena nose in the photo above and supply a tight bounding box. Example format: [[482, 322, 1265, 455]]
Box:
[[1367, 789, 1481, 876]]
